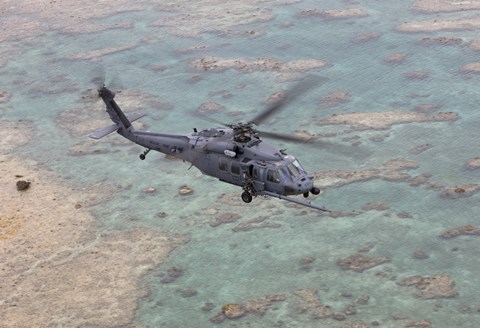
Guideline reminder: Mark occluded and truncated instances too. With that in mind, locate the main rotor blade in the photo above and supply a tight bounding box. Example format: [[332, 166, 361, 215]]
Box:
[[193, 111, 229, 127], [260, 131, 374, 159], [249, 75, 327, 126], [258, 130, 312, 143]]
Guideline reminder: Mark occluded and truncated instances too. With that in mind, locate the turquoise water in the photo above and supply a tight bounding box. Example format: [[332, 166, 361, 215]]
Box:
[[3, 1, 480, 327]]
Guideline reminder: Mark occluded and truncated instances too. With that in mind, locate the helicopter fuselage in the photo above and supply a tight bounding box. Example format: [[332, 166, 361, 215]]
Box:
[[90, 86, 327, 211], [125, 126, 315, 197]]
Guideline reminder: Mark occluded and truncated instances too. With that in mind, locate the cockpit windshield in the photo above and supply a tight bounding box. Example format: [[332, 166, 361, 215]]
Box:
[[283, 157, 305, 178], [287, 162, 300, 177]]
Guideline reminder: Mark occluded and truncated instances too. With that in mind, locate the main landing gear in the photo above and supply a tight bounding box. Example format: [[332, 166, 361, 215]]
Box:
[[241, 178, 255, 203], [241, 191, 253, 203]]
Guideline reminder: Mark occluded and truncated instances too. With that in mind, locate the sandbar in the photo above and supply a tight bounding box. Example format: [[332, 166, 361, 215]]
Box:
[[411, 0, 480, 13], [398, 16, 480, 33], [318, 110, 458, 130], [297, 8, 368, 20], [467, 157, 480, 169], [0, 0, 143, 42], [460, 62, 480, 74], [189, 56, 328, 73], [152, 0, 276, 38], [0, 121, 188, 327]]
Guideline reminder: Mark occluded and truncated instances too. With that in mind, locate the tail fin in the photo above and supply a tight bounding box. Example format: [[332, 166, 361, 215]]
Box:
[[89, 86, 145, 139]]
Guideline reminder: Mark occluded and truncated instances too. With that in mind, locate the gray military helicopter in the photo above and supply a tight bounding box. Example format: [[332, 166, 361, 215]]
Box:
[[89, 80, 329, 211]]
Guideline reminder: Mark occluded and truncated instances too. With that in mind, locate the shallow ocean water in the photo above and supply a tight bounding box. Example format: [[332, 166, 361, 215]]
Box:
[[3, 1, 480, 327]]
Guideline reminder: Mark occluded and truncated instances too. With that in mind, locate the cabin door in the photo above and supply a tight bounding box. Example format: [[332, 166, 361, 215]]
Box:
[[251, 166, 265, 192]]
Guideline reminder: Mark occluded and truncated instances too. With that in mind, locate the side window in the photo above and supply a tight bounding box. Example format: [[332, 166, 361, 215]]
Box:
[[231, 162, 241, 175], [219, 158, 228, 171], [267, 169, 279, 183]]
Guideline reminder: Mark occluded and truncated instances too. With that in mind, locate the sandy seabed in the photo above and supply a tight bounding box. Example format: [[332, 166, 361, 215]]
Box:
[[0, 121, 188, 327]]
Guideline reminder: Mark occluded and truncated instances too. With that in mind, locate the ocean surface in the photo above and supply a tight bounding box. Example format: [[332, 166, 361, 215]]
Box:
[[2, 0, 480, 327]]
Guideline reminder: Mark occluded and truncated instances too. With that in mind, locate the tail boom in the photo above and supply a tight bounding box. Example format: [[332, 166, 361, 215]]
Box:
[[89, 112, 145, 139]]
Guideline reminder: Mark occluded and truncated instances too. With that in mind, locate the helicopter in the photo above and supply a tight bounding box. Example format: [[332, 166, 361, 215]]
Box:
[[89, 80, 330, 212]]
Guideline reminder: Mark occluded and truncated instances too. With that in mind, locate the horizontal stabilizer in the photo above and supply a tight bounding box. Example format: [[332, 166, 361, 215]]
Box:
[[88, 112, 146, 139]]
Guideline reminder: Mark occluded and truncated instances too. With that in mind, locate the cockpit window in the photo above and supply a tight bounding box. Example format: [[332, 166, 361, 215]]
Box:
[[287, 163, 300, 177], [267, 169, 280, 183], [292, 159, 305, 172], [282, 159, 305, 178]]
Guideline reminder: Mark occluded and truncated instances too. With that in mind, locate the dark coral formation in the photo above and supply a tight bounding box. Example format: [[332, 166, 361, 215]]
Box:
[[413, 103, 442, 113], [211, 294, 286, 323], [405, 320, 432, 328], [409, 143, 433, 154], [403, 71, 430, 80], [337, 253, 389, 272], [160, 266, 184, 284], [293, 289, 333, 319], [440, 184, 480, 198], [222, 303, 246, 319], [197, 101, 226, 113], [440, 225, 480, 239], [342, 320, 369, 328], [413, 250, 429, 259], [209, 213, 241, 227], [314, 158, 419, 189], [384, 52, 407, 64], [353, 32, 381, 43], [419, 37, 462, 46], [319, 90, 351, 108], [397, 275, 459, 299]]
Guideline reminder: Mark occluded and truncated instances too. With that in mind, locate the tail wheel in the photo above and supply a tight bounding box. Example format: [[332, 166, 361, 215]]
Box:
[[241, 191, 253, 203]]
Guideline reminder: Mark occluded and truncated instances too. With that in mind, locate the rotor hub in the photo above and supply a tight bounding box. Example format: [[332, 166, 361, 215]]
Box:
[[228, 122, 259, 143]]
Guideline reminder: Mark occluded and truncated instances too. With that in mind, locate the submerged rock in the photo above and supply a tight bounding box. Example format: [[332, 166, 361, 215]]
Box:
[[342, 320, 369, 328], [210, 213, 241, 227], [337, 253, 389, 272], [178, 185, 193, 196], [384, 52, 407, 64], [243, 294, 287, 315], [413, 250, 429, 259], [16, 180, 30, 191], [143, 187, 156, 193], [440, 184, 480, 198], [222, 304, 246, 319], [467, 157, 480, 170], [405, 320, 432, 328], [293, 289, 333, 319], [213, 293, 287, 322]]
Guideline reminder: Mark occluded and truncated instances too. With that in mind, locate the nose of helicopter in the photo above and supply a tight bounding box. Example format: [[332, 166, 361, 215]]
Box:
[[284, 175, 314, 195]]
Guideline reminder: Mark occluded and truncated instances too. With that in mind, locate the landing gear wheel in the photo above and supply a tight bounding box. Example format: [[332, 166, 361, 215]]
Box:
[[303, 192, 309, 198], [241, 191, 253, 203], [310, 187, 320, 195]]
